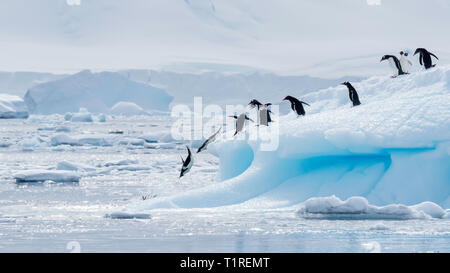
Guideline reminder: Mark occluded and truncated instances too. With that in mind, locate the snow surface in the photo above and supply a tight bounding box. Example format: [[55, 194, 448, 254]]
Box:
[[125, 66, 450, 214], [24, 70, 173, 114], [0, 94, 29, 119]]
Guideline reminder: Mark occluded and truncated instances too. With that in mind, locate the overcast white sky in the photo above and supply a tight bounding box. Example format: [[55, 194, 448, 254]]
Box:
[[0, 0, 449, 77]]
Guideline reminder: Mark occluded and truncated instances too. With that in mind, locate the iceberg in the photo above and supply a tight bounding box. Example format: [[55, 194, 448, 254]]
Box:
[[24, 70, 173, 114], [128, 66, 450, 212], [0, 94, 29, 119], [110, 101, 148, 116]]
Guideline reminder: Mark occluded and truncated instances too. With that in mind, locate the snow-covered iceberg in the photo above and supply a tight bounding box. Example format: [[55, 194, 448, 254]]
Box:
[[0, 94, 29, 119], [127, 66, 450, 212], [24, 70, 173, 114]]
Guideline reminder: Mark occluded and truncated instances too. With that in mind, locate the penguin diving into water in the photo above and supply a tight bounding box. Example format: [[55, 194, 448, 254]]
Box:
[[179, 146, 193, 178], [197, 127, 222, 153], [380, 55, 405, 78], [341, 82, 361, 107], [414, 48, 438, 69], [283, 96, 310, 116], [229, 113, 254, 136], [399, 51, 413, 74]]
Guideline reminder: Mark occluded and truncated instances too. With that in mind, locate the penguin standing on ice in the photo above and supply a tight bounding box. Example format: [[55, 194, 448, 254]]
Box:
[[399, 51, 413, 74], [380, 55, 405, 78], [283, 96, 310, 116], [229, 113, 254, 136], [341, 82, 361, 107], [179, 146, 193, 178], [248, 99, 263, 110], [197, 127, 221, 153], [259, 103, 273, 126], [414, 48, 438, 69]]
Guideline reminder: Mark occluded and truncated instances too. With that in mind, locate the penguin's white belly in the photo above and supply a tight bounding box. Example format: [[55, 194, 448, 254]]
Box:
[[259, 109, 268, 126], [400, 58, 410, 73]]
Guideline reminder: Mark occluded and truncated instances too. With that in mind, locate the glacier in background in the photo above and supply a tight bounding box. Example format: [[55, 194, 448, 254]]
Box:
[[125, 66, 450, 215]]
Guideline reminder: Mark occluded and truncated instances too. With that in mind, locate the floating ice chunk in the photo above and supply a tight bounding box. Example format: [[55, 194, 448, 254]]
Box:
[[19, 136, 45, 148], [14, 170, 80, 183], [51, 134, 115, 146], [97, 113, 106, 122], [411, 202, 447, 219], [57, 161, 96, 172], [139, 132, 174, 143], [0, 94, 29, 119], [104, 159, 139, 167], [106, 212, 151, 220], [144, 142, 177, 149], [296, 196, 446, 219], [119, 138, 145, 146]]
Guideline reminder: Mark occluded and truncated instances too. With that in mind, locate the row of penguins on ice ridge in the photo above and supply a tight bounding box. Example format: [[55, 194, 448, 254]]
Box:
[[179, 47, 439, 178]]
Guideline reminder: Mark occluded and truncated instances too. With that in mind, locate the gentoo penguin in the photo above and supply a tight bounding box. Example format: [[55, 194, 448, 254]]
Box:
[[229, 113, 254, 136], [179, 146, 193, 178], [197, 127, 221, 153], [259, 103, 273, 126], [248, 99, 273, 126], [248, 99, 263, 110], [341, 82, 361, 107], [283, 96, 310, 116], [399, 51, 413, 74], [414, 48, 438, 69], [380, 55, 405, 77]]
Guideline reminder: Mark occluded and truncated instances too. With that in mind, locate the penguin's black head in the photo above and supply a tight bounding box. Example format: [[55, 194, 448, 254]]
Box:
[[283, 96, 294, 101], [413, 48, 423, 56], [341, 81, 349, 86], [400, 51, 404, 56], [380, 55, 388, 62], [248, 99, 262, 107]]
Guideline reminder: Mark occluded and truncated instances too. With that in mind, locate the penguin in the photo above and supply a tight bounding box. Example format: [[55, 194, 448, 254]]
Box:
[[341, 82, 361, 107], [229, 113, 254, 136], [283, 96, 310, 116], [414, 48, 438, 69], [380, 55, 405, 77], [197, 127, 221, 153], [248, 99, 263, 110], [179, 146, 193, 178], [399, 51, 413, 74], [259, 103, 273, 126]]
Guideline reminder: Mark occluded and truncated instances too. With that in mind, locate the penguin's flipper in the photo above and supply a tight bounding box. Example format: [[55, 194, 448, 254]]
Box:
[[430, 52, 439, 60]]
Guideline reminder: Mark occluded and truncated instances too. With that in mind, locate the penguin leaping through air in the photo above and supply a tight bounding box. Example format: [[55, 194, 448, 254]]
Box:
[[380, 55, 405, 78], [179, 146, 193, 178], [283, 96, 310, 116], [414, 48, 438, 69], [341, 82, 361, 107], [229, 113, 254, 136], [197, 127, 221, 153]]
